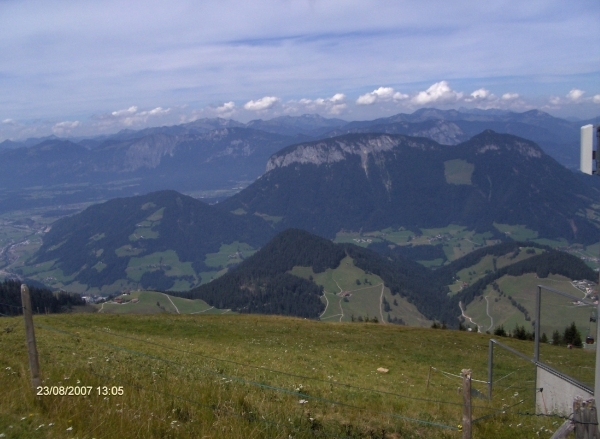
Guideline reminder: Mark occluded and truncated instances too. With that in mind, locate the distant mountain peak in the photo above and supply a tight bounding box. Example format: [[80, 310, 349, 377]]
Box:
[[469, 130, 543, 159]]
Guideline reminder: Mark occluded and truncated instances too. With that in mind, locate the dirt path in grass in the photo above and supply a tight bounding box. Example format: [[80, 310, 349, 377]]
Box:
[[191, 306, 214, 314], [379, 283, 385, 324], [333, 279, 343, 293], [320, 294, 330, 318], [98, 303, 104, 313], [163, 293, 180, 314], [484, 296, 494, 331], [459, 301, 483, 332]]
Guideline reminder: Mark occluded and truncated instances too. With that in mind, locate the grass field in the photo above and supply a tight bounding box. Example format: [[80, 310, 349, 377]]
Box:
[[291, 256, 430, 326], [204, 242, 257, 269], [464, 273, 590, 333], [448, 248, 543, 295], [0, 312, 576, 438], [96, 291, 228, 315], [443, 159, 474, 185]]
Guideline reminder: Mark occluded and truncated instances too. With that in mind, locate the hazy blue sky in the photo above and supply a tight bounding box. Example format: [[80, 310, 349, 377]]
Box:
[[1, 0, 599, 140]]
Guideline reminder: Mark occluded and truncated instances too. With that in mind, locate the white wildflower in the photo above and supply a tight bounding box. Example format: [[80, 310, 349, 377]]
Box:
[[298, 399, 308, 404], [66, 426, 73, 431]]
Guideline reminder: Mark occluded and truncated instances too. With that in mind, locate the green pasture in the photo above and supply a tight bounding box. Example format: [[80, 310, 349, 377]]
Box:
[[449, 248, 543, 294], [126, 250, 197, 283], [204, 241, 257, 269], [97, 291, 220, 315], [493, 223, 538, 241], [0, 313, 570, 438], [292, 256, 430, 325], [464, 273, 591, 335], [444, 159, 474, 185]]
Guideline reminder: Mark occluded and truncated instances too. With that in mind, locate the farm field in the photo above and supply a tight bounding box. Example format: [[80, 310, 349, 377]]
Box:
[[0, 312, 579, 438], [291, 256, 430, 326], [463, 273, 590, 334], [96, 291, 230, 315], [448, 247, 544, 295], [334, 225, 498, 265]]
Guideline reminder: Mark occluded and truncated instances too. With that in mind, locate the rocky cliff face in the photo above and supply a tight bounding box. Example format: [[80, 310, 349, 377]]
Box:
[[123, 134, 179, 170], [265, 134, 437, 173]]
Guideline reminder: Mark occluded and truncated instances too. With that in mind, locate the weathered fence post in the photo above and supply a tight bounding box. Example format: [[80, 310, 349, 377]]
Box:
[[426, 365, 432, 390], [572, 397, 599, 439], [488, 339, 493, 400], [21, 284, 41, 389], [461, 369, 472, 439]]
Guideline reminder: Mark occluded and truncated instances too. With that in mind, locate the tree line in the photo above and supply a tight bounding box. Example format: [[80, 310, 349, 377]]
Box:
[[0, 279, 85, 316]]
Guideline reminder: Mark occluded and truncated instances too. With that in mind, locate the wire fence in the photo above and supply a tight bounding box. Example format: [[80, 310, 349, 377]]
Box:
[[33, 321, 463, 431], [1, 305, 572, 437]]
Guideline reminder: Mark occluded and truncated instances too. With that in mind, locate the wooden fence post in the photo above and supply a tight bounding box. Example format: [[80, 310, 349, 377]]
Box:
[[573, 397, 599, 439], [21, 284, 41, 389], [461, 369, 472, 439], [426, 366, 432, 390]]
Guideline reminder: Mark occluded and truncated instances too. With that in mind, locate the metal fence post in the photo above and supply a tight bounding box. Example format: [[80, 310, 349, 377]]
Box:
[[534, 286, 541, 363]]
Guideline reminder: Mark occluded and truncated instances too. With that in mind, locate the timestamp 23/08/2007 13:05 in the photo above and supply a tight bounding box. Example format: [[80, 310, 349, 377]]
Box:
[[36, 386, 124, 396]]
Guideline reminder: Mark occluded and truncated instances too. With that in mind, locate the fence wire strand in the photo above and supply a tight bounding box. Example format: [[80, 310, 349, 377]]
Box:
[[58, 320, 495, 410], [35, 321, 461, 431]]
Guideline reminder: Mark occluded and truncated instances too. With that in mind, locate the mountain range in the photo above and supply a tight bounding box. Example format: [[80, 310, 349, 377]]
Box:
[[0, 108, 594, 213], [17, 129, 600, 297], [223, 130, 600, 242]]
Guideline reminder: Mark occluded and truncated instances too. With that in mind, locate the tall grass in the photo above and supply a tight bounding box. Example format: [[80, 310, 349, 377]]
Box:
[[0, 313, 566, 438]]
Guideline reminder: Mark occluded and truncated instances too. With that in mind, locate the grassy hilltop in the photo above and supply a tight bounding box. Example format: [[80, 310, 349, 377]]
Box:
[[1, 313, 592, 438]]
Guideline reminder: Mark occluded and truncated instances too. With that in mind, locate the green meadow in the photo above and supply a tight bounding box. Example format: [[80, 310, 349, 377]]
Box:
[[0, 313, 572, 438]]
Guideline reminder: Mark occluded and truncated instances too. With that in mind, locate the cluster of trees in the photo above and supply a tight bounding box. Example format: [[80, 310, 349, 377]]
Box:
[[350, 314, 379, 323], [169, 230, 345, 318], [493, 322, 583, 347], [387, 314, 405, 325], [0, 280, 85, 316]]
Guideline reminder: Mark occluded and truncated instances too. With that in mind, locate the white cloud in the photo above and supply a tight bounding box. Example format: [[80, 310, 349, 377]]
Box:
[[287, 93, 348, 115], [93, 106, 172, 128], [501, 92, 519, 101], [112, 106, 138, 116], [120, 107, 170, 126], [411, 81, 463, 105], [593, 95, 600, 104], [548, 96, 561, 105], [216, 101, 236, 117], [470, 88, 492, 100], [52, 120, 80, 135], [356, 87, 408, 105], [244, 96, 280, 111], [2, 118, 18, 126], [566, 89, 585, 102]]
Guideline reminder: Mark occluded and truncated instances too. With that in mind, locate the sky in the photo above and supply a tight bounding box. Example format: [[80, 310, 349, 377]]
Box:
[[1, 0, 599, 141]]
